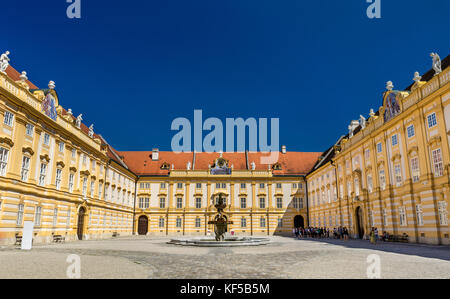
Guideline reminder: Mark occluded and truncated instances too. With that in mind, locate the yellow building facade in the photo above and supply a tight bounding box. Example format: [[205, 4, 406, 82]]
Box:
[[307, 54, 450, 245]]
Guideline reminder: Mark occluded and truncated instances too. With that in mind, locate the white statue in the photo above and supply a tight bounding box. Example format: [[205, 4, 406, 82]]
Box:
[[67, 108, 73, 117], [413, 71, 422, 83], [430, 52, 442, 75], [251, 161, 256, 171], [0, 51, 10, 74], [359, 115, 366, 129], [19, 71, 28, 82], [48, 80, 55, 89], [75, 114, 83, 128], [88, 124, 94, 137], [187, 161, 191, 170], [171, 164, 174, 170], [369, 109, 375, 118], [386, 81, 394, 91]]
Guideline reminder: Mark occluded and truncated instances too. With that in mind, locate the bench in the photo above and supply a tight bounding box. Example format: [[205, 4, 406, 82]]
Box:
[[386, 234, 408, 243], [112, 232, 120, 237], [52, 234, 65, 243]]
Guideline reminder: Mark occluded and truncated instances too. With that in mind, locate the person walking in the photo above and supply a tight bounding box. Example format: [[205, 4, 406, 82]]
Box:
[[370, 227, 376, 244]]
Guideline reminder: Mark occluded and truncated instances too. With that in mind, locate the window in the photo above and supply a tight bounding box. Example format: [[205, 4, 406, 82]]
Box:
[[394, 164, 402, 186], [53, 208, 58, 227], [259, 197, 265, 209], [292, 183, 297, 189], [410, 157, 420, 183], [416, 204, 424, 226], [92, 160, 96, 171], [98, 182, 103, 199], [82, 177, 88, 197], [71, 148, 76, 159], [195, 198, 202, 209], [21, 156, 30, 181], [82, 154, 87, 165], [347, 181, 352, 197], [277, 218, 283, 227], [259, 183, 265, 189], [276, 198, 283, 209], [241, 217, 247, 228], [176, 197, 183, 209], [139, 183, 144, 189], [159, 217, 165, 228], [177, 183, 183, 189], [160, 183, 166, 189], [139, 197, 149, 209], [438, 201, 448, 226], [17, 204, 24, 226], [382, 209, 388, 226], [0, 147, 9, 176], [427, 112, 437, 128], [367, 174, 373, 193], [276, 183, 282, 189], [376, 143, 382, 153], [39, 163, 47, 186], [26, 124, 34, 137], [35, 206, 42, 226], [176, 217, 182, 228], [391, 134, 398, 146], [240, 198, 246, 209], [431, 148, 443, 177], [195, 217, 201, 228], [59, 142, 64, 153], [365, 149, 370, 160], [3, 111, 14, 126], [240, 183, 246, 189], [55, 168, 62, 190], [68, 173, 74, 193], [354, 177, 360, 196], [43, 133, 50, 145], [196, 183, 202, 189], [399, 206, 407, 226], [407, 125, 415, 138], [159, 198, 165, 209], [379, 169, 386, 190], [260, 217, 266, 228], [90, 181, 95, 197]]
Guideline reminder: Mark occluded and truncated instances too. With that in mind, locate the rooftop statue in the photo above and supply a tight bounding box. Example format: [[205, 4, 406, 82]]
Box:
[[0, 51, 10, 74], [76, 114, 83, 128], [430, 52, 442, 75]]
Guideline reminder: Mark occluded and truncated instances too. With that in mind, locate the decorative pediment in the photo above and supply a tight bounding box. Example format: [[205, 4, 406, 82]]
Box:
[[407, 146, 419, 156], [22, 146, 34, 156], [210, 157, 232, 175], [391, 153, 402, 162], [98, 178, 104, 183], [377, 160, 385, 167], [160, 162, 170, 170], [40, 89, 59, 122], [90, 175, 96, 180], [56, 161, 65, 168], [428, 135, 441, 147], [0, 136, 14, 147], [383, 91, 402, 123], [272, 163, 282, 170], [80, 170, 90, 177], [40, 154, 50, 163], [69, 166, 77, 173]]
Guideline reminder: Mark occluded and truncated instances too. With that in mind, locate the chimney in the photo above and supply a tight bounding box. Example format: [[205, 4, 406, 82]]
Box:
[[152, 148, 159, 161], [281, 145, 287, 154]]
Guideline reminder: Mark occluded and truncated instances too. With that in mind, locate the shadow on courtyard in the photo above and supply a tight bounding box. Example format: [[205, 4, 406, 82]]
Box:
[[291, 237, 450, 262]]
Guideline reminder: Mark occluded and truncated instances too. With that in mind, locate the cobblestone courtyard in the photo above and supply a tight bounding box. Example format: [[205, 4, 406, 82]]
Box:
[[0, 236, 449, 279]]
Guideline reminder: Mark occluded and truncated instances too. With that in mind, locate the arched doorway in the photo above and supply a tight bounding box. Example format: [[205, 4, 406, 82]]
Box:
[[294, 215, 304, 228], [138, 215, 148, 235], [355, 207, 364, 239], [77, 207, 86, 240]]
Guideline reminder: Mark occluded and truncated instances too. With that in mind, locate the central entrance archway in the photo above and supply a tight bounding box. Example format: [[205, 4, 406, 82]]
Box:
[[77, 207, 86, 240], [138, 215, 148, 235], [355, 207, 364, 239], [294, 215, 304, 228]]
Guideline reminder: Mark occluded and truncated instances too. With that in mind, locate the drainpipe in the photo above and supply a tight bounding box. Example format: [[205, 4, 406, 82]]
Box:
[[132, 176, 138, 235], [304, 175, 310, 226]]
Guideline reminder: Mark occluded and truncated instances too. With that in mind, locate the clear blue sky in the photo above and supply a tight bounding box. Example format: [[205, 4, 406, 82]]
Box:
[[2, 0, 449, 152]]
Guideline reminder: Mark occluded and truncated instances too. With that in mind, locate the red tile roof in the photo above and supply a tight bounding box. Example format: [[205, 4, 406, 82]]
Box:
[[118, 151, 322, 176], [5, 66, 38, 89]]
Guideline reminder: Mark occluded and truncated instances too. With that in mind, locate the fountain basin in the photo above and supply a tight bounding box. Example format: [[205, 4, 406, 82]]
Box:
[[168, 236, 271, 247]]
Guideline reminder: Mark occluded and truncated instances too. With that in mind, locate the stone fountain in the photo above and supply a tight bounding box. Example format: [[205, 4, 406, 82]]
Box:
[[168, 192, 270, 247]]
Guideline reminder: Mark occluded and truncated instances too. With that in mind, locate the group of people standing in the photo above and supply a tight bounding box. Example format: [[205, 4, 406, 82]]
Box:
[[293, 226, 350, 240]]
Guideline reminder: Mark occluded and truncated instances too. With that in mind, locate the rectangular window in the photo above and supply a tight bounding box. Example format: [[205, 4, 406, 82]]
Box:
[[98, 183, 103, 199], [379, 169, 386, 190], [35, 206, 42, 226], [367, 174, 373, 193], [410, 157, 420, 183], [159, 217, 165, 228], [138, 197, 149, 209], [432, 148, 444, 177], [196, 183, 202, 189], [55, 168, 62, 190], [195, 198, 202, 209], [21, 156, 30, 181], [394, 164, 402, 186], [399, 206, 407, 227], [26, 124, 34, 137], [17, 204, 24, 226], [240, 183, 246, 189], [43, 133, 50, 146], [407, 125, 415, 138], [3, 111, 14, 126], [259, 197, 265, 209], [391, 134, 398, 146], [382, 209, 388, 226], [71, 148, 76, 159], [365, 149, 370, 160], [39, 163, 47, 186], [276, 198, 283, 209], [276, 183, 282, 189], [176, 218, 182, 228], [438, 201, 448, 226], [377, 143, 382, 153], [292, 183, 297, 189], [68, 173, 74, 193], [278, 218, 283, 227], [53, 208, 58, 227], [240, 198, 246, 209], [177, 183, 183, 189], [82, 177, 88, 197], [241, 217, 247, 228], [427, 112, 437, 128], [82, 154, 87, 165], [0, 147, 9, 176], [176, 198, 183, 209], [260, 217, 266, 228], [59, 142, 64, 153], [416, 204, 424, 226], [159, 198, 165, 209], [90, 181, 95, 197], [259, 183, 265, 189], [160, 183, 166, 189]]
